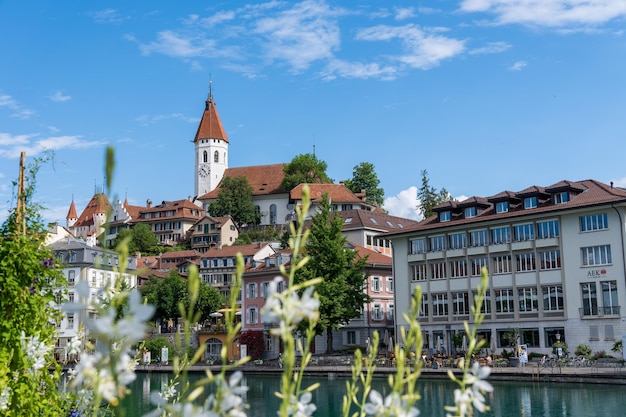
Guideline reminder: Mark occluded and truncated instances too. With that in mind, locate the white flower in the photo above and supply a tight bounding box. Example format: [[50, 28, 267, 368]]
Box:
[[20, 331, 53, 375], [446, 363, 493, 416], [0, 386, 11, 411], [364, 390, 419, 417], [261, 277, 320, 338]]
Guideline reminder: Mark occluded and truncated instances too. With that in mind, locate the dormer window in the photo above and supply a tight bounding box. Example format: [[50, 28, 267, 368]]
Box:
[[524, 197, 537, 209], [554, 192, 569, 204], [464, 207, 477, 218], [440, 211, 451, 222], [496, 201, 509, 213]]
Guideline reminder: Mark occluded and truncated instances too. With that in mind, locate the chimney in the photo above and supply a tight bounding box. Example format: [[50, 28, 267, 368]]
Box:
[[146, 199, 152, 208]]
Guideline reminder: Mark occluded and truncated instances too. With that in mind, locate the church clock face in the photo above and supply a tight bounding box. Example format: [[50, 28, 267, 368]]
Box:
[[198, 164, 210, 178]]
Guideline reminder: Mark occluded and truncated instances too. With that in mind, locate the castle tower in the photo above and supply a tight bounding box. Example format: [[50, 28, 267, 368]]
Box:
[[194, 83, 229, 197], [66, 198, 78, 228]]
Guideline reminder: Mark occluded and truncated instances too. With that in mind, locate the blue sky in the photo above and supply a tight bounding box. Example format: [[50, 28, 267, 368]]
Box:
[[1, 1, 626, 225]]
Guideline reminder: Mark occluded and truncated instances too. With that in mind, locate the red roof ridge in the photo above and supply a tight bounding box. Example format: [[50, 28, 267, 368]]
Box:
[[194, 96, 228, 143]]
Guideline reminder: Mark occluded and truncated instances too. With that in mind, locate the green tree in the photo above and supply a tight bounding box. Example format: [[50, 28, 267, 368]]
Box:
[[208, 176, 259, 226], [141, 269, 223, 325], [417, 169, 452, 219], [111, 223, 158, 254], [344, 162, 385, 207], [0, 153, 68, 416], [281, 153, 333, 191], [295, 194, 370, 354]]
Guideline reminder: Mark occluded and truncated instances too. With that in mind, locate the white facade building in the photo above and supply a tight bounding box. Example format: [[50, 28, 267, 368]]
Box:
[[388, 179, 626, 357]]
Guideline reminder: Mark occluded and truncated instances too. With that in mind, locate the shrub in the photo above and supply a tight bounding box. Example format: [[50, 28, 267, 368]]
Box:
[[575, 343, 592, 358], [239, 330, 265, 359], [144, 337, 173, 361]]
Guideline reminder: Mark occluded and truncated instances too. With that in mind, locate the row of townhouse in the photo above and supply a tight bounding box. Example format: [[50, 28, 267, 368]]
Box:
[[47, 237, 138, 361], [387, 179, 626, 357]]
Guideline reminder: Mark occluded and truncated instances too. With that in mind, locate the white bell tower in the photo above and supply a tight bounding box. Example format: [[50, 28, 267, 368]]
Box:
[[194, 83, 229, 197]]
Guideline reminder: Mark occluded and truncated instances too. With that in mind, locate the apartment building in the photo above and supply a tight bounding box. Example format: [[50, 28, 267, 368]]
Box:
[[133, 199, 204, 246], [387, 179, 626, 357]]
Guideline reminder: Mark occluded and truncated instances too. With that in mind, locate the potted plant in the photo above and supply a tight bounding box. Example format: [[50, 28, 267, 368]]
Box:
[[503, 327, 521, 366]]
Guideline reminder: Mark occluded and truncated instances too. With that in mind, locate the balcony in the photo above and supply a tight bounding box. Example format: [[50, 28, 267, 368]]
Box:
[[579, 306, 621, 318]]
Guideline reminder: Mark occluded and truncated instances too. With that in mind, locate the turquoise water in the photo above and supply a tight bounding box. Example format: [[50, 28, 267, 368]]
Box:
[[121, 372, 626, 416]]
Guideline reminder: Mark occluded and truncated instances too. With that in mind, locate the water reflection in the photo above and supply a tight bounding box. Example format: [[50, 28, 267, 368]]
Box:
[[121, 372, 626, 417]]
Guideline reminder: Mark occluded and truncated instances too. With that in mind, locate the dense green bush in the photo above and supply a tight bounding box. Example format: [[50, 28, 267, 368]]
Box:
[[575, 343, 592, 358]]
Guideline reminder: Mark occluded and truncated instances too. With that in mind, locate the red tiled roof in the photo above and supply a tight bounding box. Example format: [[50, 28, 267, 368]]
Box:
[[336, 209, 419, 232], [290, 183, 366, 203], [200, 242, 274, 258], [385, 179, 626, 236], [74, 193, 111, 228], [198, 164, 287, 199], [160, 250, 201, 259], [123, 199, 142, 220], [67, 199, 77, 219], [194, 97, 228, 143], [351, 243, 392, 266]]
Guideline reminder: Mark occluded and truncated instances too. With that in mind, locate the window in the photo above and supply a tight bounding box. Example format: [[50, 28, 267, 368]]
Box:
[[544, 328, 565, 348], [269, 204, 277, 225], [537, 220, 560, 238], [430, 262, 447, 279], [543, 285, 563, 311], [440, 211, 451, 222], [474, 290, 492, 314], [581, 283, 598, 316], [246, 307, 258, 324], [492, 255, 511, 274], [67, 314, 75, 329], [371, 276, 382, 292], [432, 293, 448, 316], [491, 227, 511, 244], [214, 150, 219, 162], [464, 207, 477, 218], [450, 259, 467, 278], [514, 223, 535, 241], [554, 192, 569, 204], [261, 282, 270, 298], [495, 289, 514, 313], [347, 330, 357, 345], [518, 287, 538, 312], [496, 201, 509, 213], [371, 303, 384, 320], [524, 197, 537, 209], [410, 238, 427, 254], [471, 257, 489, 276], [387, 303, 394, 321], [68, 292, 74, 303], [385, 277, 394, 292], [91, 271, 96, 285], [581, 245, 612, 266], [68, 270, 75, 286], [580, 213, 609, 232], [516, 252, 536, 272], [452, 292, 469, 315], [411, 264, 427, 281], [419, 294, 429, 317], [429, 235, 446, 251], [469, 229, 488, 247], [602, 281, 619, 315], [539, 250, 561, 270], [203, 150, 208, 163], [449, 232, 467, 249], [246, 283, 257, 299], [206, 338, 222, 356]]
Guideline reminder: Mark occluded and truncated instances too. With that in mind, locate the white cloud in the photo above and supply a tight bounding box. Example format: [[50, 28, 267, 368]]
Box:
[[49, 90, 71, 102], [460, 0, 626, 28], [384, 186, 421, 221], [321, 59, 398, 80], [612, 177, 626, 188], [91, 8, 127, 24], [356, 24, 465, 70], [135, 30, 219, 58], [0, 92, 36, 119], [135, 113, 198, 124], [254, 0, 341, 72], [469, 41, 511, 55], [0, 133, 105, 158], [509, 60, 527, 71], [395, 7, 415, 20]]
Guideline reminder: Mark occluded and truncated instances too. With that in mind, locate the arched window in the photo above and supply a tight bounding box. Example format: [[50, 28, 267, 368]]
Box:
[[214, 150, 219, 162], [206, 338, 222, 357], [269, 204, 277, 225], [203, 150, 208, 163]]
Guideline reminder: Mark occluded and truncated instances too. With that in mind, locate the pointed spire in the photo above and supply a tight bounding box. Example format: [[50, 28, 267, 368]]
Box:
[[67, 198, 78, 219], [194, 82, 229, 143]]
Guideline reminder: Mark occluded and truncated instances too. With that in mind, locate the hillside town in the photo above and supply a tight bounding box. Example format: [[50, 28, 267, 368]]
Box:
[[46, 89, 626, 369]]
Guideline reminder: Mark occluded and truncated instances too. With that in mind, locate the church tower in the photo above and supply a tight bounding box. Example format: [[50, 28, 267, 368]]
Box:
[[194, 83, 229, 197]]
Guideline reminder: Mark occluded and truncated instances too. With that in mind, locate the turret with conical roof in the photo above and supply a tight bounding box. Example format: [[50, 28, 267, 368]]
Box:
[[66, 198, 78, 228], [194, 82, 229, 197]]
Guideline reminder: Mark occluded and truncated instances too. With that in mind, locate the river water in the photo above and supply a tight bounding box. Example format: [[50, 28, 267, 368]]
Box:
[[120, 371, 626, 416]]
